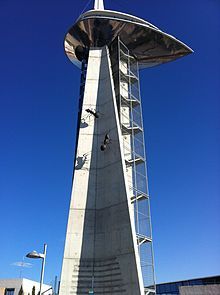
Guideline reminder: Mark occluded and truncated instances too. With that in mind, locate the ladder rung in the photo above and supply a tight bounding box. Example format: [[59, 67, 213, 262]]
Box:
[[125, 157, 144, 166], [121, 97, 140, 107], [131, 194, 149, 203], [144, 288, 156, 295], [122, 124, 142, 135], [136, 234, 152, 245], [120, 71, 138, 83]]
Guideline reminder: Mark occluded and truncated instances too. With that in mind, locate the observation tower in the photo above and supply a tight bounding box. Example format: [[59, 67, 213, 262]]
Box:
[[60, 1, 192, 294]]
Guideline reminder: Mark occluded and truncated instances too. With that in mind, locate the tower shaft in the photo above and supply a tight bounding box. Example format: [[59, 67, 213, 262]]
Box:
[[60, 46, 148, 295]]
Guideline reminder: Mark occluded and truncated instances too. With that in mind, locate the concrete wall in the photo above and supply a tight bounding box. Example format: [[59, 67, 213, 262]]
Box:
[[0, 287, 5, 295], [179, 284, 220, 295], [60, 46, 144, 294]]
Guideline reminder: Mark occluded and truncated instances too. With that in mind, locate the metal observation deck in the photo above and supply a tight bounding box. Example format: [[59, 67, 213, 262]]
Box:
[[63, 4, 192, 295], [64, 9, 192, 68]]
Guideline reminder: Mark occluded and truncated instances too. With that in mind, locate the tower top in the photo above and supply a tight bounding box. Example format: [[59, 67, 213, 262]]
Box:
[[65, 6, 193, 68], [94, 0, 104, 10]]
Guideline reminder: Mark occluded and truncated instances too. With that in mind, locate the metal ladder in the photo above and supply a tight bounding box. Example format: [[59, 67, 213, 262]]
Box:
[[118, 39, 156, 295]]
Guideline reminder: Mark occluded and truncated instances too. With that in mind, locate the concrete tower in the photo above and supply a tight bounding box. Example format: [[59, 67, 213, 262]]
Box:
[[60, 1, 192, 295]]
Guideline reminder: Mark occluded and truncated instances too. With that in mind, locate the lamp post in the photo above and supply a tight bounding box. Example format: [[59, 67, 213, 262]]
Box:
[[26, 243, 47, 295]]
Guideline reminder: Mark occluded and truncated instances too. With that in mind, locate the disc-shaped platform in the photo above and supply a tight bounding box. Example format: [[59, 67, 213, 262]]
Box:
[[64, 9, 193, 68]]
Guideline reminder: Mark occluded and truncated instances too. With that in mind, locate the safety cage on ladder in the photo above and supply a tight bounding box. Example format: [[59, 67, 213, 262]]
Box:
[[110, 38, 156, 295]]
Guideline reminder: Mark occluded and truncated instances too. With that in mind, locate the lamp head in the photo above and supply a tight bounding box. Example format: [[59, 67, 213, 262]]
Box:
[[26, 250, 44, 259]]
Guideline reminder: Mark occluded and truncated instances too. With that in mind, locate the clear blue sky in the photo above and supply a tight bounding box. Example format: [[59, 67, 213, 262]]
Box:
[[0, 0, 219, 287]]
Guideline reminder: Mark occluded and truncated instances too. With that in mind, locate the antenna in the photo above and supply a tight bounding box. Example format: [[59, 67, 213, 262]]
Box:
[[94, 0, 104, 10]]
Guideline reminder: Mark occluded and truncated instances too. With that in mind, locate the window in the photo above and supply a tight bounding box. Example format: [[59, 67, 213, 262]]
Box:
[[190, 279, 203, 285], [5, 289, 15, 295]]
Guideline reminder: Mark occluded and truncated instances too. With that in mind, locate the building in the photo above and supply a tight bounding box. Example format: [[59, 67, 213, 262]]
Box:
[[156, 275, 220, 295], [60, 0, 192, 294], [0, 278, 52, 295]]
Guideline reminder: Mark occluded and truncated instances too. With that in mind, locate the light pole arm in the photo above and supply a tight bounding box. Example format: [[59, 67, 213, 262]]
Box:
[[39, 244, 47, 295]]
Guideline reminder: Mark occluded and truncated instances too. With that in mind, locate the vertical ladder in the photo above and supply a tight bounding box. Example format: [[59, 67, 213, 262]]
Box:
[[118, 39, 156, 295]]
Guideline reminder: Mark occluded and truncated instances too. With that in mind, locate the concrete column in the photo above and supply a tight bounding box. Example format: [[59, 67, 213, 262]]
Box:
[[60, 47, 144, 295]]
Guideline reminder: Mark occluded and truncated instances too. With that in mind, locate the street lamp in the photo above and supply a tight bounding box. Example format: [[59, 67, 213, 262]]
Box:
[[26, 243, 47, 295]]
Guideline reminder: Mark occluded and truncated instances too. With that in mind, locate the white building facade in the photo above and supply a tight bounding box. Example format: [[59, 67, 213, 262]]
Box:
[[0, 278, 52, 295]]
